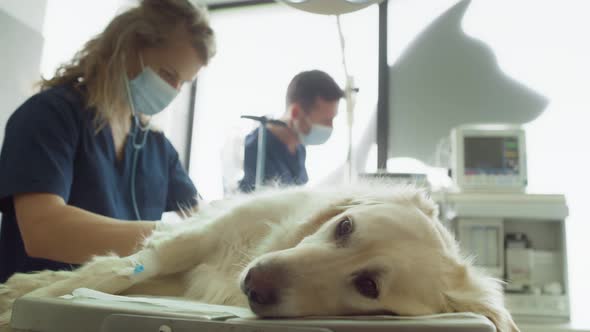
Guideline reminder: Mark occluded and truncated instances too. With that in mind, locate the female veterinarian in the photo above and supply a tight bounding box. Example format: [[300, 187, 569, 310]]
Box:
[[0, 0, 215, 283]]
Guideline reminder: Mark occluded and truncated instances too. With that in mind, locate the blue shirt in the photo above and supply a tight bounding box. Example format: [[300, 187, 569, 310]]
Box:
[[0, 84, 198, 282], [238, 127, 307, 192]]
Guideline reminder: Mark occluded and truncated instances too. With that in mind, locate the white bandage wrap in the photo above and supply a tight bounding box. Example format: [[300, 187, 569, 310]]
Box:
[[127, 249, 160, 281]]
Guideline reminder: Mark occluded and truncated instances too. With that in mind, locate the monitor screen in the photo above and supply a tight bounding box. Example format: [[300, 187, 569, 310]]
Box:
[[464, 136, 519, 175]]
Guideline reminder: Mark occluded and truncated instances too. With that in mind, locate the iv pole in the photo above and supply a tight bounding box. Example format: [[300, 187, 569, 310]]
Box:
[[336, 15, 359, 182], [240, 115, 288, 189]]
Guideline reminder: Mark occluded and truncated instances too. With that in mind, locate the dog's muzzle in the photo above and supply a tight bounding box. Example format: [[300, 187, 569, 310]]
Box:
[[240, 264, 286, 311]]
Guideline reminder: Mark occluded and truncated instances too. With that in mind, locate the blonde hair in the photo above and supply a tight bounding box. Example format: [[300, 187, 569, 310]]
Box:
[[40, 0, 216, 129]]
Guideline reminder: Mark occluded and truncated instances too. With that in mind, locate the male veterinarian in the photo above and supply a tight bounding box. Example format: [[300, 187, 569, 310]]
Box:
[[238, 70, 343, 192]]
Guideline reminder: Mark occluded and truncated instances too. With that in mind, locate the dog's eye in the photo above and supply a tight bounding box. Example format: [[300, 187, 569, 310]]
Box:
[[354, 275, 379, 299], [335, 217, 354, 238]]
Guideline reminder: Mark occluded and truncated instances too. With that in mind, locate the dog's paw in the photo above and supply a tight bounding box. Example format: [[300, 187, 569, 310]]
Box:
[[0, 291, 13, 315], [22, 256, 140, 299], [0, 281, 26, 314], [0, 310, 11, 327], [0, 270, 74, 308]]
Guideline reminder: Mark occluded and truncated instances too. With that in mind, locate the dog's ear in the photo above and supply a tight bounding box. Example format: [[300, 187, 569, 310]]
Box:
[[409, 190, 439, 219], [385, 186, 439, 219], [444, 264, 520, 332], [348, 185, 439, 219], [406, 190, 466, 256]]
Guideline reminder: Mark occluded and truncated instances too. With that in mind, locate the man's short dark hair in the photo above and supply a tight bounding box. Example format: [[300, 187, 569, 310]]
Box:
[[286, 70, 344, 112]]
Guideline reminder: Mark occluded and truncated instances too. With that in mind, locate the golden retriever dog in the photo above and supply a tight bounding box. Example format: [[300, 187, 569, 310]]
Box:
[[0, 184, 519, 331]]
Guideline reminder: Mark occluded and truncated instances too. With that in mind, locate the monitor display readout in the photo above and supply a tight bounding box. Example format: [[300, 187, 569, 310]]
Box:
[[464, 136, 519, 175]]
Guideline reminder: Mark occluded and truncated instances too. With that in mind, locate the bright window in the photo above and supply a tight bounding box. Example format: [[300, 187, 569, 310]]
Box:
[[41, 0, 123, 79]]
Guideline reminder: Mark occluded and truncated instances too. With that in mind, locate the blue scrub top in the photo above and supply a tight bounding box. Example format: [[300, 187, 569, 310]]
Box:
[[238, 126, 308, 192], [0, 84, 198, 282]]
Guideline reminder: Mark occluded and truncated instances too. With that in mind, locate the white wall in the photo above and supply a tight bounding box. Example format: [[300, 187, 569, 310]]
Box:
[[0, 0, 47, 148], [388, 0, 547, 164], [387, 0, 590, 325], [0, 0, 47, 232], [0, 0, 46, 32]]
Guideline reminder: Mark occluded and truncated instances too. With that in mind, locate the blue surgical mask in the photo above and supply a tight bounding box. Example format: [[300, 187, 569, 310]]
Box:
[[298, 123, 333, 145], [126, 55, 179, 116]]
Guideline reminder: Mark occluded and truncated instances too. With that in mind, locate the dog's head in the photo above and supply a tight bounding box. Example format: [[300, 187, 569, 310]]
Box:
[[239, 186, 518, 332]]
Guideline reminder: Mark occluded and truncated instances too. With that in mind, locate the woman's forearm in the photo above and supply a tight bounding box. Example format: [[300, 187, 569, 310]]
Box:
[[15, 194, 156, 264]]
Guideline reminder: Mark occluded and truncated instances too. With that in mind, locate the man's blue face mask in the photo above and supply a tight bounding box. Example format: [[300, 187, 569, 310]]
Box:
[[126, 55, 179, 116], [297, 114, 333, 146], [298, 123, 333, 145]]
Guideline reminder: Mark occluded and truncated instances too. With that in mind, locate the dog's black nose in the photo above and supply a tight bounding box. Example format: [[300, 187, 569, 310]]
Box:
[[242, 265, 280, 306]]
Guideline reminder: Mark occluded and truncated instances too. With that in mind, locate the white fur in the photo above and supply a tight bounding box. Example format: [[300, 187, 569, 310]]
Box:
[[0, 183, 519, 332]]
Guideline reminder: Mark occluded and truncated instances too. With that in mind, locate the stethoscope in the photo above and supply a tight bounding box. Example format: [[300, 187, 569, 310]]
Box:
[[130, 114, 151, 221], [123, 64, 152, 221]]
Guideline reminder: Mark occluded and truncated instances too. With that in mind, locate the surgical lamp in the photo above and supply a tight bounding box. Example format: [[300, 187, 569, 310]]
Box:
[[279, 0, 381, 15]]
